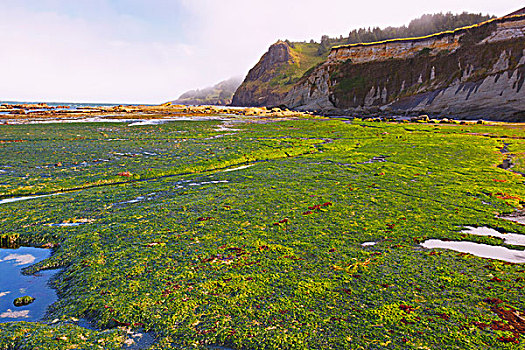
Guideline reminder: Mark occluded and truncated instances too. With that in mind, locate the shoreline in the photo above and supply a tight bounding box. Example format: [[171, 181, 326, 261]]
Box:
[[1, 103, 523, 125]]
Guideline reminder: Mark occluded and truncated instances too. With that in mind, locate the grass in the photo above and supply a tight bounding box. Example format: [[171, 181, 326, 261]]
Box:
[[1, 117, 525, 349], [336, 76, 367, 93], [269, 43, 327, 92]]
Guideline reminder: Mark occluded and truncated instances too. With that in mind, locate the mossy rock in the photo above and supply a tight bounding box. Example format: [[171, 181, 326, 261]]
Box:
[[13, 296, 35, 307]]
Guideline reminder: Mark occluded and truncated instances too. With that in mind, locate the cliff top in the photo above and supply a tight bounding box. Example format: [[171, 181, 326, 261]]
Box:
[[331, 14, 524, 51]]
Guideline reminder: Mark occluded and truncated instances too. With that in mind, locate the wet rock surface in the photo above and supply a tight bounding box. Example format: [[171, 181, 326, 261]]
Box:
[[0, 115, 524, 348]]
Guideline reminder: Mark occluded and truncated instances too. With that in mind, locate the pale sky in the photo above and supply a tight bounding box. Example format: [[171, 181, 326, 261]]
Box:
[[0, 0, 522, 103]]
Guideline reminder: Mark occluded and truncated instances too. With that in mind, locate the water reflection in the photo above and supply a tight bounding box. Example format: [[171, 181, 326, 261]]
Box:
[[0, 193, 60, 205], [0, 247, 58, 323], [421, 239, 525, 263], [462, 226, 525, 246], [500, 215, 525, 225]]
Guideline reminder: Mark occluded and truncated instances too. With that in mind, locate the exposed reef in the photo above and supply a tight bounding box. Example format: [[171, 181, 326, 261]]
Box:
[[0, 103, 314, 124]]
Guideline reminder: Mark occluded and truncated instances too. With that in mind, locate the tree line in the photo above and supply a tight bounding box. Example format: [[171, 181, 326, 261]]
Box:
[[315, 12, 494, 55]]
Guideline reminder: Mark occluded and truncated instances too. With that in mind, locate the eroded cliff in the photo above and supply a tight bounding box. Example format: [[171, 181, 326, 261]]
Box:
[[232, 41, 327, 107], [236, 15, 525, 121], [292, 16, 525, 120]]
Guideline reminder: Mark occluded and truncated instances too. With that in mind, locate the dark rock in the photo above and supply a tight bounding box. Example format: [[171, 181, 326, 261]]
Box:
[[232, 41, 295, 107], [14, 296, 35, 307]]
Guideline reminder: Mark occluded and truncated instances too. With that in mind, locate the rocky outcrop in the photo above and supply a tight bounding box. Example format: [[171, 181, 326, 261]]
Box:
[[284, 64, 333, 111], [13, 296, 35, 307], [232, 41, 296, 107], [240, 15, 525, 121]]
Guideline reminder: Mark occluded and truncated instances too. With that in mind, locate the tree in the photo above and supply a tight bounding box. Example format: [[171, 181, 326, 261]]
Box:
[[316, 11, 494, 49]]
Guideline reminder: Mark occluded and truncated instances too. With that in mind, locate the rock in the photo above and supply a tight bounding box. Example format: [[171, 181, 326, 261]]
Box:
[[411, 115, 430, 122], [232, 41, 296, 107], [170, 77, 243, 106], [242, 15, 525, 121], [14, 296, 35, 307], [41, 242, 58, 249], [244, 108, 263, 116]]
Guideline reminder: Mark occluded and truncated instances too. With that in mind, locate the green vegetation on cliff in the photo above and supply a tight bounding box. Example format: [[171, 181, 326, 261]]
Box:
[[269, 42, 328, 88], [233, 42, 328, 107], [326, 17, 525, 119]]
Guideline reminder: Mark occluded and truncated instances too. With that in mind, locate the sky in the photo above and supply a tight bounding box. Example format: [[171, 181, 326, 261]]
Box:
[[0, 0, 522, 104]]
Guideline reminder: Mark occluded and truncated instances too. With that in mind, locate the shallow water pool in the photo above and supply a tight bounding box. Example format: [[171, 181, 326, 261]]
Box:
[[421, 239, 525, 264], [0, 193, 60, 205], [462, 226, 525, 246], [0, 247, 58, 323]]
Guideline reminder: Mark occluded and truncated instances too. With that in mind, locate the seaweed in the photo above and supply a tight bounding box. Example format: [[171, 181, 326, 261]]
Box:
[[0, 117, 524, 349]]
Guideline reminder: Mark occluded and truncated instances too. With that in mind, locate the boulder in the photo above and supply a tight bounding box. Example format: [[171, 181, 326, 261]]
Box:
[[14, 296, 35, 307]]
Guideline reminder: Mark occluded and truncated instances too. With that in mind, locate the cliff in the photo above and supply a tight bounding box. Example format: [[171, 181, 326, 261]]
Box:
[[232, 41, 327, 107], [171, 77, 242, 106], [236, 15, 525, 121]]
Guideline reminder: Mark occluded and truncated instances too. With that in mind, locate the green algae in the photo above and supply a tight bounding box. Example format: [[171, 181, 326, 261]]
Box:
[[0, 322, 124, 350], [0, 118, 525, 349], [13, 297, 35, 308]]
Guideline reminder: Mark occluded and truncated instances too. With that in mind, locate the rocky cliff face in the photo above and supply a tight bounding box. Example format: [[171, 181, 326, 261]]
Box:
[[238, 15, 525, 121], [232, 41, 296, 107], [328, 33, 462, 64]]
